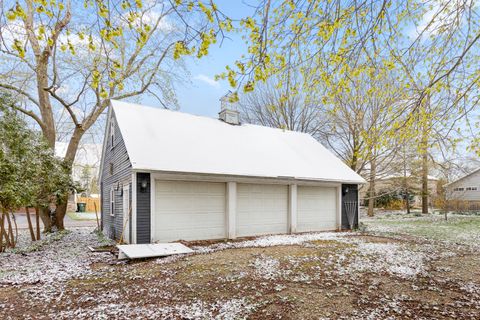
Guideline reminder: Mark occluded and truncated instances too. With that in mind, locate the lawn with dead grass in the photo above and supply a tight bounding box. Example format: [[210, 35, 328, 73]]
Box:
[[1, 214, 479, 319]]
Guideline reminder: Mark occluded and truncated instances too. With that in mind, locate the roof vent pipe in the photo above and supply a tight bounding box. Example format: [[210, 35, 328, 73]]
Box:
[[218, 91, 240, 125]]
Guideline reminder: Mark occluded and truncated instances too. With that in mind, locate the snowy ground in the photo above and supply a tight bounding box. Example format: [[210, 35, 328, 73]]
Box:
[[1, 215, 480, 319], [362, 211, 480, 247]]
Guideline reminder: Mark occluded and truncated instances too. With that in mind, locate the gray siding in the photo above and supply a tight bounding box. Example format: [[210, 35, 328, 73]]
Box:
[[446, 170, 480, 201], [101, 109, 132, 240], [136, 172, 151, 244]]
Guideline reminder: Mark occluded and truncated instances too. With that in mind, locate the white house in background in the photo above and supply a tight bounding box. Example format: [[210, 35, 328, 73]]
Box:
[[445, 167, 480, 207], [99, 97, 365, 244], [56, 142, 102, 183], [56, 142, 102, 211]]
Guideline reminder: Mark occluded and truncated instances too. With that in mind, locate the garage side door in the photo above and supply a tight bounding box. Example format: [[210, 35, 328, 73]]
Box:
[[154, 181, 226, 242], [236, 184, 288, 237], [297, 186, 337, 232]]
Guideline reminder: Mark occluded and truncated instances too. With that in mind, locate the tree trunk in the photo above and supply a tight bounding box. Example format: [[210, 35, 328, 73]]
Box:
[[0, 211, 4, 252], [4, 211, 15, 247], [403, 148, 410, 214], [53, 127, 84, 230], [36, 62, 56, 148], [11, 212, 18, 245], [421, 94, 430, 215], [367, 158, 376, 217], [39, 207, 52, 233], [55, 203, 67, 230], [422, 150, 429, 214], [35, 207, 41, 240], [26, 207, 36, 241]]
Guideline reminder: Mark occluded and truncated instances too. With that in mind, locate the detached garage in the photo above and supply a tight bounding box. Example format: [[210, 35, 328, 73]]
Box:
[[99, 97, 365, 244]]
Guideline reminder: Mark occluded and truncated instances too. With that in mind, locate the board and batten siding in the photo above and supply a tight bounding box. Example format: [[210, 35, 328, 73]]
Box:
[[136, 172, 151, 244], [101, 110, 132, 240], [446, 170, 480, 201]]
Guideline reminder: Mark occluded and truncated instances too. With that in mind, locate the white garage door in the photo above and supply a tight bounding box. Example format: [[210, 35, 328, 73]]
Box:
[[297, 186, 337, 232], [236, 184, 288, 237], [154, 181, 226, 242]]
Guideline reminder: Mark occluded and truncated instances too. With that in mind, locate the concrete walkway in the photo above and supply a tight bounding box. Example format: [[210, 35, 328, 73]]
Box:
[[12, 213, 97, 229]]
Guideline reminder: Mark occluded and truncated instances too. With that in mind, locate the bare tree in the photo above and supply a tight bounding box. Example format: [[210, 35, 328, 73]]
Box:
[[238, 72, 323, 135]]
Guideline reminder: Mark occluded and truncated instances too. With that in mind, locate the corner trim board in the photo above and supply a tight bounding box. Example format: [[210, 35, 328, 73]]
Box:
[[226, 182, 237, 239], [150, 175, 156, 243], [288, 184, 297, 233], [131, 172, 137, 244]]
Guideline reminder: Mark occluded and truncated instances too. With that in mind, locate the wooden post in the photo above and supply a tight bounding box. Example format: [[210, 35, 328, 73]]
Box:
[[94, 202, 100, 230]]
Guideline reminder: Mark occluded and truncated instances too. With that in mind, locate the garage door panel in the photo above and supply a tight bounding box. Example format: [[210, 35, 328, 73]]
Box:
[[297, 186, 337, 232], [236, 184, 288, 237], [155, 181, 226, 242]]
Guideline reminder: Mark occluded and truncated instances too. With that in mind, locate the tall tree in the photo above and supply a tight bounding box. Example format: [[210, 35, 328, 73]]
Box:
[[226, 0, 480, 153], [0, 0, 228, 229]]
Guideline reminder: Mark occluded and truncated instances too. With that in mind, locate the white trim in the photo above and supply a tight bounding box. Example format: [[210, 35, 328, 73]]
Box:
[[226, 182, 237, 239], [98, 105, 113, 183], [110, 186, 115, 217], [288, 184, 297, 234], [149, 171, 344, 187], [110, 118, 115, 150], [150, 175, 156, 243], [122, 184, 130, 243], [336, 185, 342, 230], [357, 189, 360, 228], [131, 172, 137, 244]]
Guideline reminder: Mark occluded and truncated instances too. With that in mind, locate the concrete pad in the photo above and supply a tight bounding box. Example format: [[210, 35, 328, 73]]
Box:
[[117, 243, 193, 260]]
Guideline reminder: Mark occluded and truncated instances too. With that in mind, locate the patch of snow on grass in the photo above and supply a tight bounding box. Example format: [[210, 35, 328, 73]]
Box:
[[194, 232, 356, 254], [0, 228, 116, 287], [173, 298, 256, 320], [461, 282, 480, 294], [250, 255, 281, 280], [345, 242, 426, 278]]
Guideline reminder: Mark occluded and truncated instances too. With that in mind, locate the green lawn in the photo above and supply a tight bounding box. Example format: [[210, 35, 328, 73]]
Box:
[[66, 211, 98, 221], [363, 212, 480, 245]]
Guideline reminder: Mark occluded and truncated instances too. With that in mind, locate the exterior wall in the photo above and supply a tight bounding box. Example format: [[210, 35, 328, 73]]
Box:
[[146, 172, 352, 243], [341, 184, 358, 229], [100, 110, 132, 240], [136, 172, 151, 244], [446, 170, 480, 202]]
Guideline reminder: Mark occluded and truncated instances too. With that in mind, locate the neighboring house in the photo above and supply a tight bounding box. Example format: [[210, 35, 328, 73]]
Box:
[[359, 174, 439, 208], [99, 97, 365, 244], [445, 168, 480, 210]]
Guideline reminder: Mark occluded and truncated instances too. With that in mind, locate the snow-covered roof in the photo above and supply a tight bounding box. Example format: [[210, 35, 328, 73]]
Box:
[[110, 100, 365, 184]]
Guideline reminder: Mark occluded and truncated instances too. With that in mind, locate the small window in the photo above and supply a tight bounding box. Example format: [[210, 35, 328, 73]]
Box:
[[110, 187, 115, 217], [454, 187, 465, 191], [109, 163, 114, 175], [110, 119, 115, 149], [466, 187, 478, 191]]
